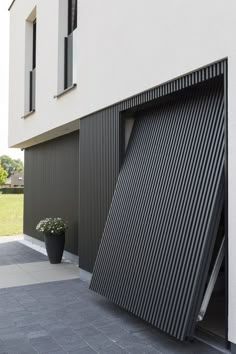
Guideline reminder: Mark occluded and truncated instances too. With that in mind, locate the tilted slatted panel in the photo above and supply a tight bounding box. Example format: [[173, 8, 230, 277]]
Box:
[[79, 60, 226, 273], [90, 80, 224, 340]]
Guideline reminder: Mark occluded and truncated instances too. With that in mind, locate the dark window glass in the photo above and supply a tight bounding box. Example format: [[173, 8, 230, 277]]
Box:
[[32, 20, 37, 69], [68, 0, 77, 35]]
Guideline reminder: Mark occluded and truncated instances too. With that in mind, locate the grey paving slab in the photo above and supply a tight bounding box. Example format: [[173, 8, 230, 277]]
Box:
[[96, 343, 128, 354], [2, 338, 38, 353], [0, 279, 224, 354], [73, 348, 97, 354], [44, 351, 67, 354], [60, 338, 88, 351], [0, 242, 47, 265], [30, 335, 62, 353]]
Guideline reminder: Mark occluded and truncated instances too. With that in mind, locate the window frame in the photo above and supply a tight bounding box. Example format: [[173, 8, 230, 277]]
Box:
[[68, 0, 77, 36]]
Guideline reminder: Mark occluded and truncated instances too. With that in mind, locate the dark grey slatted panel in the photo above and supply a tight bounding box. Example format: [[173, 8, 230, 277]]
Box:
[[118, 60, 225, 112], [90, 80, 224, 340], [79, 109, 120, 272], [79, 60, 226, 273], [24, 132, 79, 255]]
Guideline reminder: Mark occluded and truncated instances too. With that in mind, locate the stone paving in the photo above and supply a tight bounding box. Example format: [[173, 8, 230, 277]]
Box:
[[0, 241, 224, 353], [0, 242, 47, 265], [0, 279, 223, 354], [0, 242, 79, 289]]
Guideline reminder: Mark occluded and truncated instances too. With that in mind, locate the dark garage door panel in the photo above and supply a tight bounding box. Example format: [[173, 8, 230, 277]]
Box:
[[24, 132, 79, 255], [90, 79, 225, 340]]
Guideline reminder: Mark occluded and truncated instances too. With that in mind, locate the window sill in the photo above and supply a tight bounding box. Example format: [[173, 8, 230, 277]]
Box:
[[54, 83, 77, 99], [21, 110, 35, 119]]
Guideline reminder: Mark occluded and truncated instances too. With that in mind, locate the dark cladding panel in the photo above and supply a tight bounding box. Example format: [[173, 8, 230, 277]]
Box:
[[79, 61, 226, 273], [90, 80, 225, 340], [79, 108, 120, 272], [24, 131, 79, 255]]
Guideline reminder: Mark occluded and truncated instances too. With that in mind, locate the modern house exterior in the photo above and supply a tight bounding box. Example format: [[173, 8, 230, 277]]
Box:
[[8, 0, 236, 352]]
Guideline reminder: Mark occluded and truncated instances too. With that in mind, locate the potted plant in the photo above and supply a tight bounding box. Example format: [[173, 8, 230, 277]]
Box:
[[36, 217, 68, 264]]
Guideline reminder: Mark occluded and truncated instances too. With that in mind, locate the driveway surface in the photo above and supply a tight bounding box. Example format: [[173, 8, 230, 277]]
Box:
[[0, 241, 225, 354]]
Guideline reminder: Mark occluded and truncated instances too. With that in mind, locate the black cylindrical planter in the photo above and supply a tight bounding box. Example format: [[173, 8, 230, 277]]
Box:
[[44, 233, 65, 264]]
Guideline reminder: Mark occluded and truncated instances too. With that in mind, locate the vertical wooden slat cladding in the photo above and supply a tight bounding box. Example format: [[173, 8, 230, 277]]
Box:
[[79, 109, 120, 272], [90, 79, 225, 340], [79, 60, 226, 273], [24, 131, 79, 255]]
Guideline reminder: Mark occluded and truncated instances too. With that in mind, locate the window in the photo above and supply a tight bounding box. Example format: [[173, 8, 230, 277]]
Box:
[[32, 20, 37, 70], [64, 0, 77, 90], [24, 8, 37, 116], [68, 0, 77, 35], [29, 19, 36, 111]]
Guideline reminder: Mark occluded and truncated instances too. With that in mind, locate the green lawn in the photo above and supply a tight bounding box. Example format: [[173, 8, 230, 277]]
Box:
[[0, 194, 23, 236]]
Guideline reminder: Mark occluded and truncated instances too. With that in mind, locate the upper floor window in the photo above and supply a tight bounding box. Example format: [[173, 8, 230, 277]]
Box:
[[32, 20, 37, 70], [64, 0, 77, 90], [68, 0, 77, 35], [24, 8, 37, 116], [29, 19, 37, 112]]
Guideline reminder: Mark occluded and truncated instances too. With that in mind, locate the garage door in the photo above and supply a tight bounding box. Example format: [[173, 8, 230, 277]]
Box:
[[90, 79, 225, 341]]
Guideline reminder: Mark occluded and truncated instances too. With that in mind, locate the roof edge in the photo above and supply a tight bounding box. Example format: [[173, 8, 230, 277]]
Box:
[[8, 0, 16, 11]]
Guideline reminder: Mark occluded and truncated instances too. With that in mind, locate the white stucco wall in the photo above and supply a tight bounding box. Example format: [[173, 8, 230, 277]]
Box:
[[8, 0, 236, 344]]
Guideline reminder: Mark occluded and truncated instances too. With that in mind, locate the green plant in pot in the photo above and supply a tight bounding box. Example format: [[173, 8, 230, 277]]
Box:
[[36, 217, 68, 264]]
